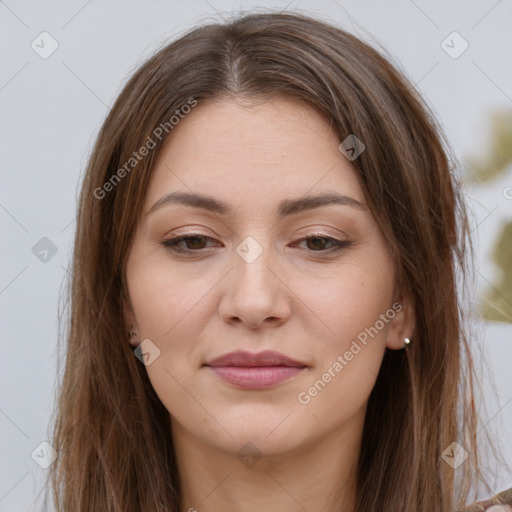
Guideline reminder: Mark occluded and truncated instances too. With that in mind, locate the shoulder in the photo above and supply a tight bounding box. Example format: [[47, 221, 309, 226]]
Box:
[[461, 488, 512, 512]]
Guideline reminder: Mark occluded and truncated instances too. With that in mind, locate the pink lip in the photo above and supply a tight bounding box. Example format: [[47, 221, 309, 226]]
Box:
[[204, 350, 307, 389]]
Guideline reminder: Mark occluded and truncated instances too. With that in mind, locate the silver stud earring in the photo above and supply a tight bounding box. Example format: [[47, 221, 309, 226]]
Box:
[[127, 325, 137, 341], [404, 337, 411, 348]]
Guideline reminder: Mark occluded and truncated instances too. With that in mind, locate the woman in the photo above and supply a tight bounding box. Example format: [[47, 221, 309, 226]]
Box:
[[45, 11, 511, 512]]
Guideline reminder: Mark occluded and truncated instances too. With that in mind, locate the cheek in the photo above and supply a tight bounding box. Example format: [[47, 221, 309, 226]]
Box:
[[297, 256, 395, 347], [128, 252, 215, 339], [126, 255, 218, 422], [126, 255, 216, 405], [292, 254, 394, 399], [299, 250, 394, 404]]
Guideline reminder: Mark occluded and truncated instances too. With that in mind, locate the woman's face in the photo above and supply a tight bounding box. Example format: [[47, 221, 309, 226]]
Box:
[[124, 97, 412, 459]]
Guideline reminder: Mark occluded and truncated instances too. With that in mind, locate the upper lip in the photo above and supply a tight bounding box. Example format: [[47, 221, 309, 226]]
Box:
[[204, 350, 307, 368]]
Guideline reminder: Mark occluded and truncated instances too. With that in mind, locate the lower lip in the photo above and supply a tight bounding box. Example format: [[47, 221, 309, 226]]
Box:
[[207, 366, 305, 389]]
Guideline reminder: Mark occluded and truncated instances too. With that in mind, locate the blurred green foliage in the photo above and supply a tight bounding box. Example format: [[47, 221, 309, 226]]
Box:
[[467, 111, 512, 183], [480, 221, 512, 323], [466, 110, 512, 323]]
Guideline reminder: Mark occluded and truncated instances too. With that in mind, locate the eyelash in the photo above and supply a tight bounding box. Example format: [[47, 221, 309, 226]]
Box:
[[161, 233, 352, 255]]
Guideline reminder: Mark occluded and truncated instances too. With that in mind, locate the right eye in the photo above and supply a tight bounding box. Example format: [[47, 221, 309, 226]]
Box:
[[161, 234, 222, 254]]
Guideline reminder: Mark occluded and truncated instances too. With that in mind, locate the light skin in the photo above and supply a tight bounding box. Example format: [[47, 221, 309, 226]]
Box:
[[124, 96, 415, 512]]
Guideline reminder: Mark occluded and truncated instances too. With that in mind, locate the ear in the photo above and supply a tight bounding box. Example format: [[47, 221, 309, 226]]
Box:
[[121, 285, 139, 347], [385, 289, 415, 351]]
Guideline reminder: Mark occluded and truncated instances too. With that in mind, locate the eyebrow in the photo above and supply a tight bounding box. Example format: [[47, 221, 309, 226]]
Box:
[[146, 191, 366, 218]]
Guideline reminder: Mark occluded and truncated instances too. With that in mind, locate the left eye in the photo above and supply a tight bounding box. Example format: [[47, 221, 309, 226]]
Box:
[[161, 234, 219, 253], [161, 234, 351, 255], [292, 235, 350, 252]]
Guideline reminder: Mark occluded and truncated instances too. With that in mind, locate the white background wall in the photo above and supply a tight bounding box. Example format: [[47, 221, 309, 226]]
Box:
[[1, 1, 511, 510]]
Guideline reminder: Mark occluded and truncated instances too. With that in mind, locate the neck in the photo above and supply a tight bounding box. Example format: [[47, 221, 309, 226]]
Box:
[[171, 416, 362, 512]]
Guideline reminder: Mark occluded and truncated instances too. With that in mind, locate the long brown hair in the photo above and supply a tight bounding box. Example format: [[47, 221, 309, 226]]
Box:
[[45, 10, 499, 511]]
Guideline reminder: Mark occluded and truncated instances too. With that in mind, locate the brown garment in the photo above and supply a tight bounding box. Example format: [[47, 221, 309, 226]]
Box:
[[462, 487, 512, 511]]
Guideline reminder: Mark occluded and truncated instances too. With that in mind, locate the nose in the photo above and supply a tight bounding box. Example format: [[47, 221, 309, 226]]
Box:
[[218, 243, 291, 329]]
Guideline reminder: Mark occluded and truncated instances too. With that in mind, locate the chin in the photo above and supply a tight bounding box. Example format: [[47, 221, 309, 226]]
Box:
[[194, 409, 306, 458], [215, 429, 303, 462]]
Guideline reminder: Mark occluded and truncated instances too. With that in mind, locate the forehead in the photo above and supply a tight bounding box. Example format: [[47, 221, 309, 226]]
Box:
[[145, 97, 365, 209]]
